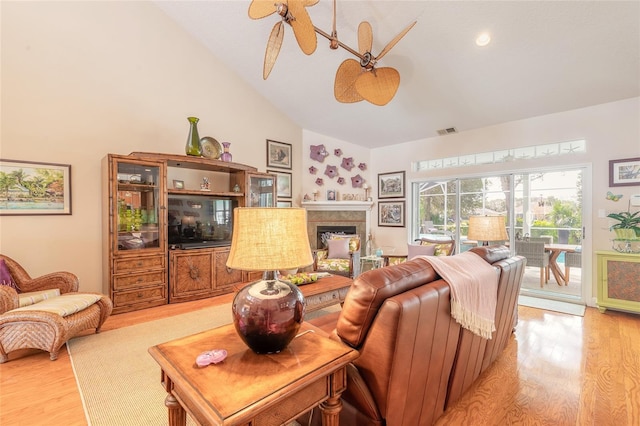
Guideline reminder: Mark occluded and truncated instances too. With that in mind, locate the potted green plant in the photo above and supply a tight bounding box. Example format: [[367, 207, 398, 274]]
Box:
[[606, 210, 640, 240]]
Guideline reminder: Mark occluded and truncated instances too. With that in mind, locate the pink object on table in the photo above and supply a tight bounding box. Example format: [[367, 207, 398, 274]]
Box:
[[196, 349, 228, 367]]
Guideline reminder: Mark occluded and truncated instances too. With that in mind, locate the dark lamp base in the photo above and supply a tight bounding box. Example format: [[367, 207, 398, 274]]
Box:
[[232, 279, 305, 354]]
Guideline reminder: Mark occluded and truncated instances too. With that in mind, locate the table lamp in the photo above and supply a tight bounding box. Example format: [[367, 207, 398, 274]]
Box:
[[226, 207, 313, 354], [468, 215, 508, 246]]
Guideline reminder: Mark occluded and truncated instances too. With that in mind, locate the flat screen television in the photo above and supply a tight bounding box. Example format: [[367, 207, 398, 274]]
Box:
[[167, 194, 237, 249]]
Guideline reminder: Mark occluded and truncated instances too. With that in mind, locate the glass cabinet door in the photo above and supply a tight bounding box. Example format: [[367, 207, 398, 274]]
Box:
[[248, 173, 275, 207], [115, 161, 161, 251]]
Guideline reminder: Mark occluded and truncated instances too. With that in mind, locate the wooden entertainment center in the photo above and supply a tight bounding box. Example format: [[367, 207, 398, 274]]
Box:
[[102, 152, 276, 314]]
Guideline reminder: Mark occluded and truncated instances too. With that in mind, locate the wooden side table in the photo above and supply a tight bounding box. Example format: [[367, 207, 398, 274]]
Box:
[[149, 322, 358, 426]]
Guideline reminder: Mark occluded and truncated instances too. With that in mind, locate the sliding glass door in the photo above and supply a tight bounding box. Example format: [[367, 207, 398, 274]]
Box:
[[413, 166, 585, 303]]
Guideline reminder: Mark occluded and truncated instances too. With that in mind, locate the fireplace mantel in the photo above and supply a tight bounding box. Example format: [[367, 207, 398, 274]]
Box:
[[301, 201, 374, 211]]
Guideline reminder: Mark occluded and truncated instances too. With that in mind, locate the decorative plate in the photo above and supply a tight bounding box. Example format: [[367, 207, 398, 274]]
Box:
[[200, 137, 222, 159]]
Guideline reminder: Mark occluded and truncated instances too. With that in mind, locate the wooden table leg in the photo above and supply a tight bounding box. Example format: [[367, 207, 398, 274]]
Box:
[[548, 251, 566, 286], [319, 366, 348, 425], [165, 393, 187, 426], [319, 394, 342, 426]]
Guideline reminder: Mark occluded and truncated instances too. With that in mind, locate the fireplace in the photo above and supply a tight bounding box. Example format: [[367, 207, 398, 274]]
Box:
[[302, 201, 374, 252], [317, 226, 357, 248]]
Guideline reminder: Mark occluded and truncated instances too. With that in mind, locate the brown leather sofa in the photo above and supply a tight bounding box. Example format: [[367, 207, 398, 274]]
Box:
[[305, 246, 526, 425]]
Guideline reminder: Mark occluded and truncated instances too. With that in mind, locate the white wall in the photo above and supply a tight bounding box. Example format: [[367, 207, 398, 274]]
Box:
[[367, 97, 640, 300], [301, 130, 372, 204], [1, 2, 302, 292]]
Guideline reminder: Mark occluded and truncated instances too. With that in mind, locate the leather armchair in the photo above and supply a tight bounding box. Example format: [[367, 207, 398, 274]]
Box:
[[304, 246, 526, 425]]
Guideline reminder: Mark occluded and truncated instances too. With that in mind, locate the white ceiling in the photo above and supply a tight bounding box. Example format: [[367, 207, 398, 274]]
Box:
[[154, 1, 640, 148]]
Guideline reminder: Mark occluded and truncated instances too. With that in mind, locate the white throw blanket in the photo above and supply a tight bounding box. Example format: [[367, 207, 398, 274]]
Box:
[[418, 251, 499, 339]]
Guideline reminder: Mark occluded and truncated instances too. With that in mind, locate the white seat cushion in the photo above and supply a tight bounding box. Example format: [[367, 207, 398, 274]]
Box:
[[11, 293, 102, 317], [18, 289, 61, 307]]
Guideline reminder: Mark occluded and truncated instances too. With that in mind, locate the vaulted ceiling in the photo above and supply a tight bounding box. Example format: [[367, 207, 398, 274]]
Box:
[[155, 1, 640, 148]]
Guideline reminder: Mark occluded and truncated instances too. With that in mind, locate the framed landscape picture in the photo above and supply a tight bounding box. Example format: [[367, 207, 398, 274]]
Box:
[[268, 170, 292, 198], [266, 139, 292, 170], [378, 171, 405, 198], [378, 201, 405, 227], [609, 157, 640, 187], [0, 159, 72, 215]]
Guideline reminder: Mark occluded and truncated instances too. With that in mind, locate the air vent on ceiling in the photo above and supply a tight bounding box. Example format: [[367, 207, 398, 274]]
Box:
[[437, 127, 458, 136]]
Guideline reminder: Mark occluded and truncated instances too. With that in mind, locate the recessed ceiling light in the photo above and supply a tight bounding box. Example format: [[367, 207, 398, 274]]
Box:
[[476, 33, 491, 47]]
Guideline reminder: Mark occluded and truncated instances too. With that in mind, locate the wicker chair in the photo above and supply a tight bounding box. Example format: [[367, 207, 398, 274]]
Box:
[[514, 241, 550, 287], [564, 251, 582, 285], [0, 254, 112, 363]]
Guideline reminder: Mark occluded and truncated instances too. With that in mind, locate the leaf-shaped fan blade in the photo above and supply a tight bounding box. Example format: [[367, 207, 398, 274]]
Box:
[[248, 0, 277, 19], [358, 21, 373, 55], [355, 67, 400, 106], [376, 21, 416, 61], [335, 59, 364, 103], [264, 21, 284, 80], [302, 0, 320, 6], [288, 0, 317, 55]]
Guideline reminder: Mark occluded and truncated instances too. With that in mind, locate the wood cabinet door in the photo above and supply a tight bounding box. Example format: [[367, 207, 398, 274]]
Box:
[[215, 249, 243, 290], [170, 250, 215, 302]]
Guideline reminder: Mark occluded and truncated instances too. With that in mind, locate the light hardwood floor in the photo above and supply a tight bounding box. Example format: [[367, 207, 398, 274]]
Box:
[[1, 295, 638, 425]]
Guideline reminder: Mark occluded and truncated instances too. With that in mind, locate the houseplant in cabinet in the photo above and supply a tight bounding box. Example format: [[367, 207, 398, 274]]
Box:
[[102, 155, 167, 314]]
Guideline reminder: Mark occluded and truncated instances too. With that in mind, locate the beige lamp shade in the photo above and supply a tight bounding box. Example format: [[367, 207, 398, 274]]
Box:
[[226, 208, 313, 271], [468, 215, 508, 242]]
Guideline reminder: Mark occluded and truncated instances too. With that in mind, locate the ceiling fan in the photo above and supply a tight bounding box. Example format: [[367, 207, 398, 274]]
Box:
[[248, 0, 416, 106], [333, 20, 416, 106], [248, 0, 319, 80]]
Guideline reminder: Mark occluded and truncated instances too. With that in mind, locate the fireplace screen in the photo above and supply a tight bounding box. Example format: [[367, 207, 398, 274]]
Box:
[[317, 226, 357, 248]]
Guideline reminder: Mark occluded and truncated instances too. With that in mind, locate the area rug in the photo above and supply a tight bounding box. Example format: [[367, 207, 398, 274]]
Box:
[[518, 295, 586, 316], [67, 303, 340, 425]]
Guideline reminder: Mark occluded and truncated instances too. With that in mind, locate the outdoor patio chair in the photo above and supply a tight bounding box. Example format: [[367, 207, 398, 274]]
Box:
[[564, 251, 582, 285], [514, 240, 550, 287]]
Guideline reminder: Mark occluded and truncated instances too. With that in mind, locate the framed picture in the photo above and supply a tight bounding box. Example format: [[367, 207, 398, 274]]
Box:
[[378, 171, 405, 198], [378, 201, 405, 227], [277, 200, 292, 207], [327, 189, 336, 201], [609, 157, 640, 187], [268, 170, 292, 198], [173, 179, 184, 189], [266, 139, 292, 170], [0, 159, 72, 215]]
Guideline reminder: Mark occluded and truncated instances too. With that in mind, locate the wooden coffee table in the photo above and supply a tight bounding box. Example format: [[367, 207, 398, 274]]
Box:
[[149, 322, 358, 426], [297, 273, 352, 312], [234, 273, 353, 313]]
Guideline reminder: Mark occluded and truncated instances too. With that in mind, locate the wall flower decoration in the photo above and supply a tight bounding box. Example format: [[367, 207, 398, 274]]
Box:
[[337, 177, 346, 185], [351, 174, 364, 188], [315, 177, 324, 186], [324, 165, 338, 178], [358, 162, 367, 171], [334, 149, 342, 157], [310, 144, 330, 162], [308, 165, 317, 174], [341, 157, 355, 171]]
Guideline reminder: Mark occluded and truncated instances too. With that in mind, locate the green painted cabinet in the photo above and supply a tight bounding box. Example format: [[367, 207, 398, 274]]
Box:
[[596, 251, 640, 314]]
